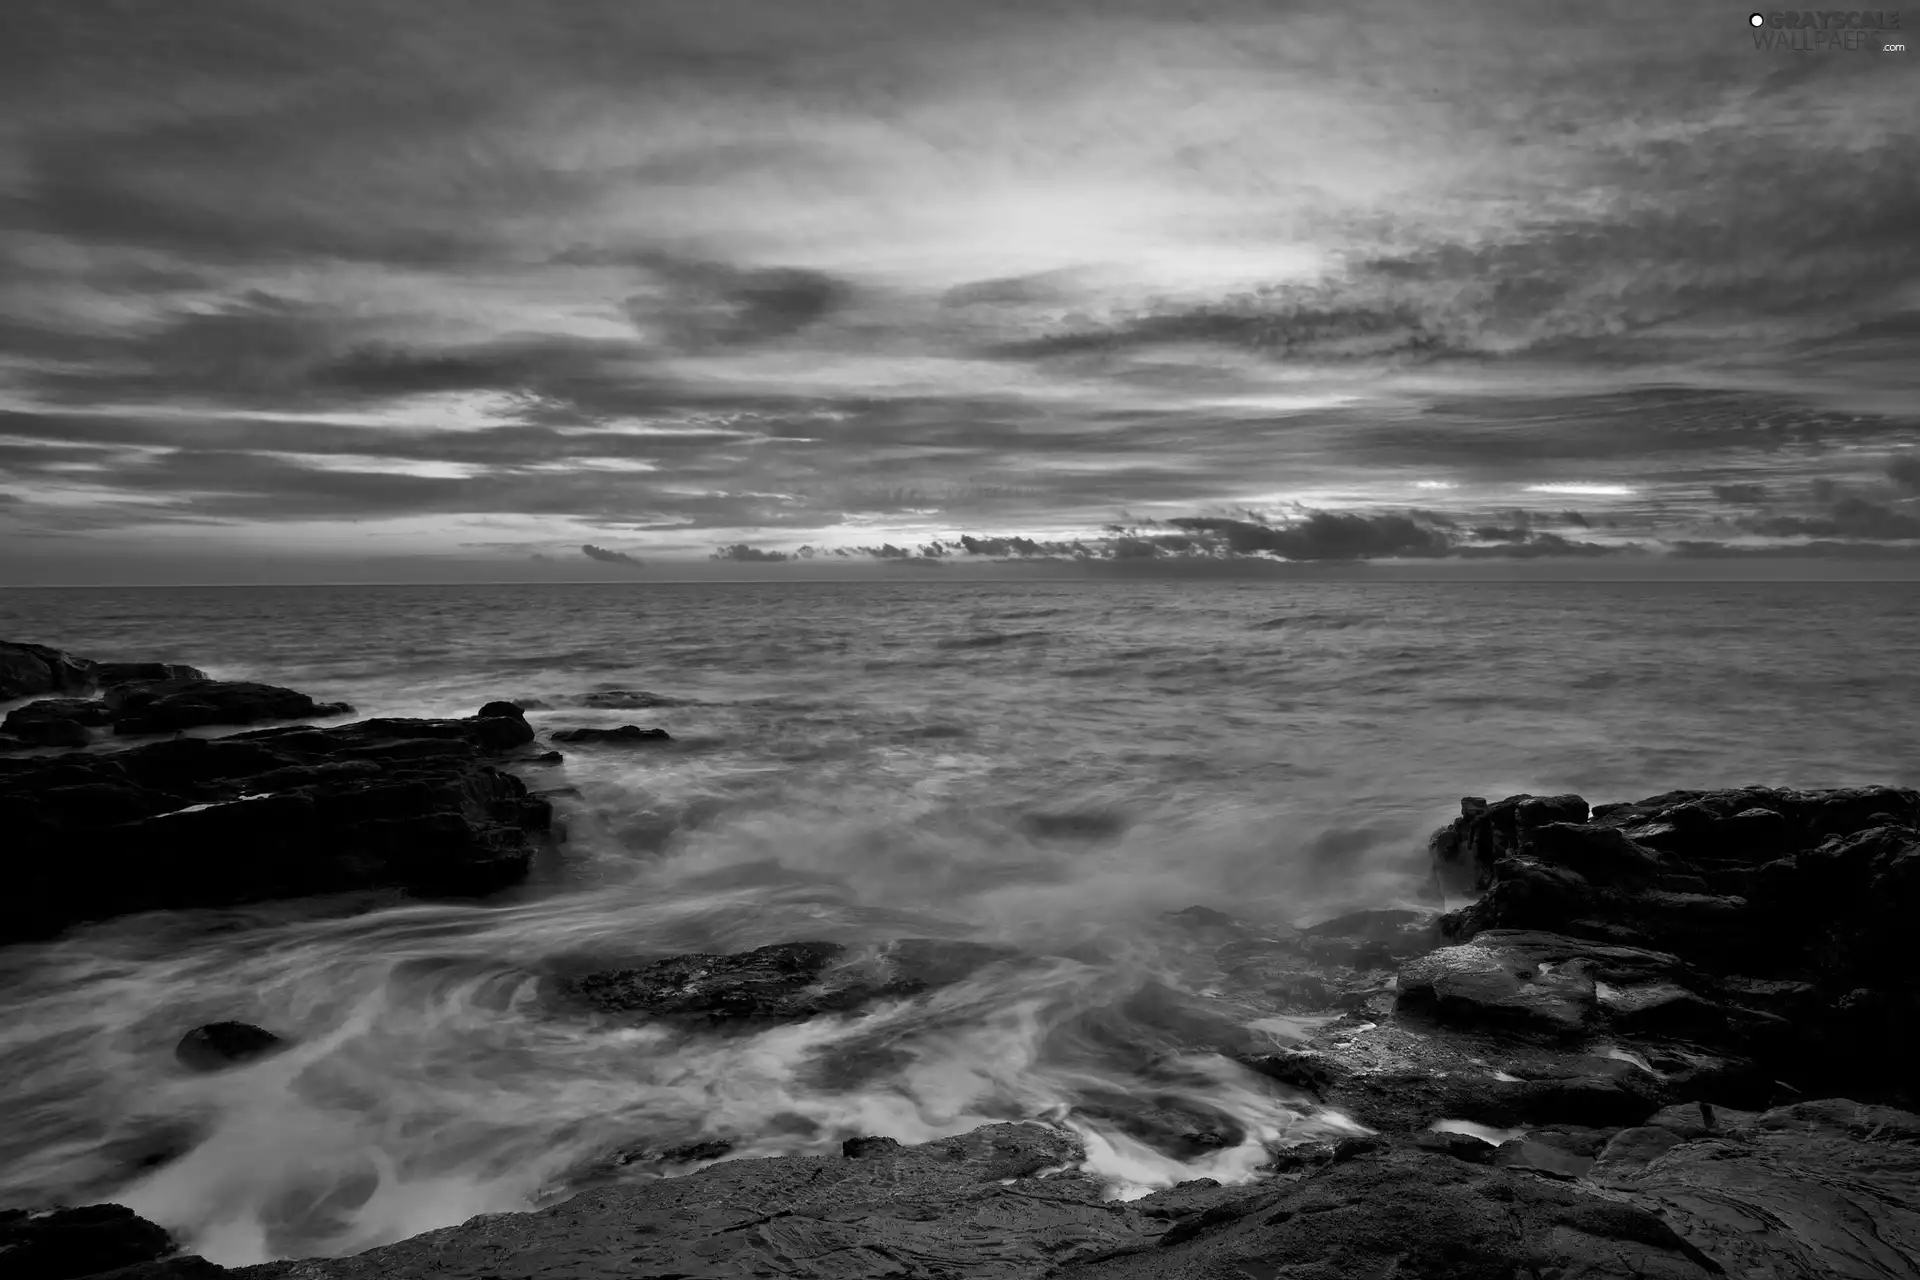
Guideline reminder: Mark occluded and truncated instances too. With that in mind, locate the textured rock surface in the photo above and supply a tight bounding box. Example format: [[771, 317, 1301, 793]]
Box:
[[548, 724, 673, 745], [563, 938, 1020, 1026], [0, 704, 551, 942], [233, 1124, 1153, 1280]]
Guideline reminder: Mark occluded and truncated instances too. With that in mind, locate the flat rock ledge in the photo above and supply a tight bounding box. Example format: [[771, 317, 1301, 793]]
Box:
[[1, 640, 360, 749], [0, 701, 554, 944], [20, 784, 1920, 1278]]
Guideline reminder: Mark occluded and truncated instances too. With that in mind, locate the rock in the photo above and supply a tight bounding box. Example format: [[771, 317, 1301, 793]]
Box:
[[107, 679, 355, 736], [579, 689, 683, 709], [1428, 792, 1589, 896], [561, 938, 1016, 1027], [548, 725, 671, 745], [1442, 787, 1920, 1102], [0, 703, 552, 943], [1591, 1098, 1920, 1277], [0, 641, 97, 700], [841, 1135, 901, 1158], [232, 1123, 1152, 1280], [93, 662, 210, 686], [0, 1203, 178, 1279], [475, 701, 525, 721], [174, 1023, 290, 1073], [1067, 1144, 1723, 1280], [1, 699, 102, 748]]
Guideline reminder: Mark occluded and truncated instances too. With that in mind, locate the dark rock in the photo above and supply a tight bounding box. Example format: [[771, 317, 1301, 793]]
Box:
[[548, 725, 671, 745], [524, 750, 563, 765], [579, 689, 683, 709], [93, 662, 209, 686], [1442, 787, 1920, 1102], [659, 1139, 734, 1164], [232, 1123, 1147, 1280], [0, 1203, 177, 1279], [841, 1135, 901, 1158], [1429, 792, 1589, 896], [1070, 1144, 1723, 1280], [476, 700, 525, 721], [562, 937, 1016, 1027], [0, 705, 552, 943], [108, 679, 355, 736], [174, 1022, 289, 1073], [77, 1260, 226, 1280], [1163, 904, 1236, 929], [1, 699, 100, 747], [0, 641, 97, 701]]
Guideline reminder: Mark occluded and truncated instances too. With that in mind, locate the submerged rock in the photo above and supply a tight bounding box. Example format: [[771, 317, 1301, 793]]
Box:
[[563, 937, 1018, 1026], [108, 679, 355, 736], [549, 725, 672, 745], [175, 1023, 290, 1073], [0, 703, 551, 943]]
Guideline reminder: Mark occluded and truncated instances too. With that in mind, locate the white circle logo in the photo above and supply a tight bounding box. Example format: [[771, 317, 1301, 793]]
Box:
[[1749, 12, 1765, 24]]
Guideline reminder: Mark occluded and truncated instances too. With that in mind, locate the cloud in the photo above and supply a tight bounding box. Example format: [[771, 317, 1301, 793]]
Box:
[[710, 543, 791, 562], [1889, 456, 1920, 494], [581, 543, 643, 565], [1738, 497, 1920, 542], [1711, 483, 1769, 505], [1167, 512, 1453, 560]]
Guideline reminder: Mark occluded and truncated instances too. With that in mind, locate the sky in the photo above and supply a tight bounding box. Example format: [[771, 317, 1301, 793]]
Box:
[[1, 0, 1917, 583]]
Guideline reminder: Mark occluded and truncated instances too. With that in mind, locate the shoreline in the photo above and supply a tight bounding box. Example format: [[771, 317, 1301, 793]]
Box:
[[4, 638, 1917, 1277]]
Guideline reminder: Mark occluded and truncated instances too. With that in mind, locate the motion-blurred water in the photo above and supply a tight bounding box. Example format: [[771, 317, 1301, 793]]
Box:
[[1, 580, 1915, 1264]]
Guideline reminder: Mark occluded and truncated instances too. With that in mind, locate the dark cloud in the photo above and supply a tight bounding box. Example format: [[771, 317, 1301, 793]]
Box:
[[1167, 512, 1452, 560], [710, 543, 791, 562], [1738, 497, 1920, 541], [581, 543, 642, 565], [614, 255, 852, 351], [1889, 456, 1920, 494], [1711, 483, 1769, 505]]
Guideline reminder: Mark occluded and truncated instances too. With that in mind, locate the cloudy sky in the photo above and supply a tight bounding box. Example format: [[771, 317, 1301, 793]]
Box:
[[2, 0, 1917, 582]]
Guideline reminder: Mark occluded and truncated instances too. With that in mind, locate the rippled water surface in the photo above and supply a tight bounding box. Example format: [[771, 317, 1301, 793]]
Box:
[[1, 580, 1915, 1263]]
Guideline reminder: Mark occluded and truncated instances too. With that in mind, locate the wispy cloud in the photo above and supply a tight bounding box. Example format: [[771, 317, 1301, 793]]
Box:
[[1, 0, 1915, 579]]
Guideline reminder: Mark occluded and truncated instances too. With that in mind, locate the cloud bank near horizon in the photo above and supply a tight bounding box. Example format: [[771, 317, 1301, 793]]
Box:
[[1, 0, 1916, 581]]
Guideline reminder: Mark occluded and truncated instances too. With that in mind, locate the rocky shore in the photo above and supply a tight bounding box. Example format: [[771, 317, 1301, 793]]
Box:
[[3, 640, 1916, 1278]]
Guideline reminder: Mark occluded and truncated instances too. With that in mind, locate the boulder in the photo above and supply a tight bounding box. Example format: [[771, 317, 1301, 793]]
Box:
[[0, 704, 552, 943], [0, 1203, 178, 1278], [1428, 792, 1589, 896], [174, 1022, 290, 1073], [1, 698, 105, 747], [107, 679, 355, 736], [562, 937, 1017, 1026], [1440, 787, 1920, 1102], [0, 641, 97, 700], [548, 725, 672, 745]]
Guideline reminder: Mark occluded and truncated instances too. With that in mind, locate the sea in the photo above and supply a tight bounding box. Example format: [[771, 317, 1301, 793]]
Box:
[[0, 579, 1915, 1265]]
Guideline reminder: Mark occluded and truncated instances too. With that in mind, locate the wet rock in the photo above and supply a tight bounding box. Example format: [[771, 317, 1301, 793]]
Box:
[[1428, 792, 1590, 896], [660, 1139, 734, 1164], [1, 699, 102, 748], [579, 689, 683, 709], [548, 725, 672, 745], [1591, 1098, 1920, 1276], [175, 1022, 290, 1073], [108, 679, 355, 736], [0, 1203, 178, 1279], [841, 1135, 901, 1158], [1443, 787, 1920, 1102], [0, 641, 98, 700], [0, 704, 552, 943], [1297, 906, 1441, 969], [475, 700, 525, 721], [562, 938, 1016, 1026], [1069, 1144, 1722, 1280], [235, 1123, 1149, 1280]]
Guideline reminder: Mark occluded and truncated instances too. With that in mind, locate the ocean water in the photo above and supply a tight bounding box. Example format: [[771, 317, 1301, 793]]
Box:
[[0, 579, 1915, 1264]]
